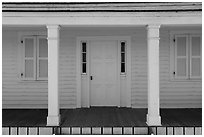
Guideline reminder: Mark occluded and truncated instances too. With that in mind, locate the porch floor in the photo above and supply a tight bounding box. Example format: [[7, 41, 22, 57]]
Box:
[[2, 107, 202, 127]]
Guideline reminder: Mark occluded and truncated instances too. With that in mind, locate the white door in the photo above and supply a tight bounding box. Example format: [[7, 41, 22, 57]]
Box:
[[90, 40, 119, 106]]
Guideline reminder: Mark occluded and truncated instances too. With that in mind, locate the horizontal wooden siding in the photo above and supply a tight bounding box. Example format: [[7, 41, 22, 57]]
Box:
[[2, 27, 201, 108]]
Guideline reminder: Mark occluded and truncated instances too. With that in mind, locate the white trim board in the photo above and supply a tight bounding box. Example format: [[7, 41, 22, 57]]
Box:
[[76, 36, 131, 108]]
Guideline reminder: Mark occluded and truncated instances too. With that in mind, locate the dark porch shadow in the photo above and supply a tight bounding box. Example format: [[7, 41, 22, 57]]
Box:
[[160, 108, 202, 126], [2, 108, 202, 127], [60, 107, 147, 127]]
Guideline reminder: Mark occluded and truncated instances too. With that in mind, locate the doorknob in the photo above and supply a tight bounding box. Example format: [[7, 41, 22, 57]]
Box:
[[90, 76, 93, 80]]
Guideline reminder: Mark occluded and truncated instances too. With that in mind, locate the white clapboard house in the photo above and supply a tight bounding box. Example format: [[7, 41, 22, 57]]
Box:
[[2, 2, 202, 127]]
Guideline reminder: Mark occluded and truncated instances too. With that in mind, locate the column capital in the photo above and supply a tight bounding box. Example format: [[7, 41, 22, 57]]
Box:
[[46, 24, 61, 30], [146, 24, 160, 39], [47, 25, 60, 40], [146, 24, 161, 30]]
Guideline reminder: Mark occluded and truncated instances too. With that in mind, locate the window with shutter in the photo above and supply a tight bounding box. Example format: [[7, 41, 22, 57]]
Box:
[[21, 35, 48, 81], [173, 33, 201, 80]]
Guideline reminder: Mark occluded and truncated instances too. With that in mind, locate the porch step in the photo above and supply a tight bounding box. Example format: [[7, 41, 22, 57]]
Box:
[[2, 126, 202, 135]]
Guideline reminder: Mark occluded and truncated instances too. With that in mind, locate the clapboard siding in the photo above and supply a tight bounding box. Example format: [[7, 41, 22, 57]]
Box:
[[131, 30, 148, 108], [2, 27, 201, 108], [2, 29, 77, 108], [2, 30, 48, 108], [131, 28, 201, 108], [59, 32, 76, 108], [159, 28, 202, 108]]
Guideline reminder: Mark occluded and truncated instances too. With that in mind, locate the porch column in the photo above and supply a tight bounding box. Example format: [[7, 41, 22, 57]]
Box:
[[146, 24, 161, 126], [47, 25, 60, 126]]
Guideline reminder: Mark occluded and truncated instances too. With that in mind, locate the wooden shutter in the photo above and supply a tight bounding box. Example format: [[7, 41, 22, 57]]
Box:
[[174, 35, 188, 79], [22, 36, 36, 80], [37, 36, 48, 80], [190, 35, 202, 79]]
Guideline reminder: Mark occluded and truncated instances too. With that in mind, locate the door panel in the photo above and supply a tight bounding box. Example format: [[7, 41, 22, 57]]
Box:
[[90, 40, 118, 106]]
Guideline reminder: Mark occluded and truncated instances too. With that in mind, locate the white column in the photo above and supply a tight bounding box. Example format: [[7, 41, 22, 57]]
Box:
[[47, 25, 60, 126], [146, 24, 161, 126]]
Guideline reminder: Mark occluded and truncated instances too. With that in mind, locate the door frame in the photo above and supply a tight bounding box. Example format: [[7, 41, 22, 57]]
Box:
[[76, 36, 131, 108]]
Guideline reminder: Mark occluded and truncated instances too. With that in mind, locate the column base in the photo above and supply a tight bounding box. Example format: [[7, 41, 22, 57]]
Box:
[[146, 114, 161, 126], [47, 114, 61, 126]]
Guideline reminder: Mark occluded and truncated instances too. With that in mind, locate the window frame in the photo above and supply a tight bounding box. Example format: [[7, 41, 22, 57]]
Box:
[[81, 41, 87, 75], [120, 41, 127, 75], [18, 31, 47, 81], [170, 31, 202, 81]]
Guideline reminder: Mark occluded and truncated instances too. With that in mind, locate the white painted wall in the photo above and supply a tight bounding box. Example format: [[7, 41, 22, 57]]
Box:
[[2, 30, 48, 108], [2, 26, 202, 108], [159, 28, 202, 108]]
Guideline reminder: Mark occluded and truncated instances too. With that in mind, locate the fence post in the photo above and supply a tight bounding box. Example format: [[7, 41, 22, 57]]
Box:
[[27, 127, 29, 135], [183, 127, 185, 135], [132, 127, 134, 135], [37, 127, 39, 135]]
